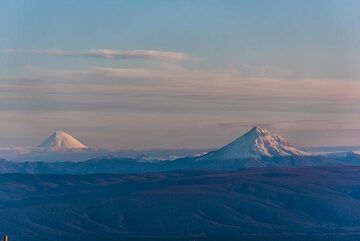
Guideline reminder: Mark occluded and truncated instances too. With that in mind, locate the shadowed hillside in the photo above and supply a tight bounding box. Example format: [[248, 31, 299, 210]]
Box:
[[1, 166, 360, 240]]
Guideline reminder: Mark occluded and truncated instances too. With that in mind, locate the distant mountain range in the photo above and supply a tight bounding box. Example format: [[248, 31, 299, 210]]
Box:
[[0, 127, 359, 174]]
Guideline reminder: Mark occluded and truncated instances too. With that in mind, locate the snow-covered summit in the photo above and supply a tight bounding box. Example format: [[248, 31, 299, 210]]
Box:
[[199, 126, 308, 160], [38, 131, 88, 150]]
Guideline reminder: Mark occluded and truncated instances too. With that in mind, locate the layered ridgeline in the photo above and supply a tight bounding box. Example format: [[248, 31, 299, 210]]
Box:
[[0, 126, 358, 174], [1, 166, 360, 241]]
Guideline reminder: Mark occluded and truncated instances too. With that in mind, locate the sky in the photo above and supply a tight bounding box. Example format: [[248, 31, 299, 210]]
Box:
[[1, 0, 360, 149]]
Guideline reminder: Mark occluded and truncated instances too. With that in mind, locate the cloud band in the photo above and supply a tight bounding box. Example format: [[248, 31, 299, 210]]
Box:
[[2, 49, 190, 61]]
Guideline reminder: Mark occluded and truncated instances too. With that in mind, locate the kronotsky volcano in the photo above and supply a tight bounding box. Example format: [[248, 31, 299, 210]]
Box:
[[198, 126, 309, 161]]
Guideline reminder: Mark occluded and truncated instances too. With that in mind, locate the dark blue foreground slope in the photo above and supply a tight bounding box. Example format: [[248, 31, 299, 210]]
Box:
[[0, 166, 360, 241]]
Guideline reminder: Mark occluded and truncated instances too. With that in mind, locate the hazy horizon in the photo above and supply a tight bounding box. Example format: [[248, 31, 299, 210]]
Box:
[[1, 1, 360, 149]]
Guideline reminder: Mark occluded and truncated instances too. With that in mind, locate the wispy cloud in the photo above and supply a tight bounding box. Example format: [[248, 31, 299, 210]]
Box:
[[1, 49, 190, 61], [7, 64, 360, 104], [2, 64, 360, 116], [217, 119, 344, 132]]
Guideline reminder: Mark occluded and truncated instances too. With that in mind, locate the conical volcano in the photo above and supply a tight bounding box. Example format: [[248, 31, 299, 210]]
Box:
[[38, 131, 88, 150], [199, 126, 308, 160]]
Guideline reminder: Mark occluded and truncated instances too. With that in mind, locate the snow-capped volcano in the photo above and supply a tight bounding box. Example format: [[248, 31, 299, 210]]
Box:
[[199, 126, 308, 160], [38, 131, 88, 150]]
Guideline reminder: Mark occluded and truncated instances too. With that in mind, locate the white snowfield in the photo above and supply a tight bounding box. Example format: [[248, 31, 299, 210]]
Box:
[[199, 126, 309, 160], [38, 131, 88, 150]]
